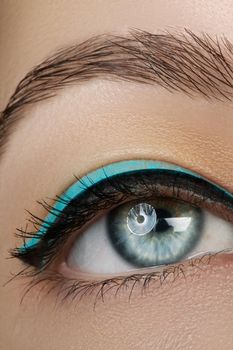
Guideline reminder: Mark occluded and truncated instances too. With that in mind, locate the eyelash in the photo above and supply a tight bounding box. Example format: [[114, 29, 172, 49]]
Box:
[[15, 252, 223, 308], [9, 168, 233, 306]]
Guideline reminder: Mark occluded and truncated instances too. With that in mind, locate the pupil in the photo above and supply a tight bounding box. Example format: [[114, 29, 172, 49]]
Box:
[[155, 208, 172, 233], [156, 219, 170, 232], [137, 215, 145, 224]]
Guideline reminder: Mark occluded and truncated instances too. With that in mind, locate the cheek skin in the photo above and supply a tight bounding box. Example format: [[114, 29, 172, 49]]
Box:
[[1, 254, 233, 350]]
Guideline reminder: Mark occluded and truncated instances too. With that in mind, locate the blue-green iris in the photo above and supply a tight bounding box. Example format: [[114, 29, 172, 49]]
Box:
[[107, 198, 204, 267]]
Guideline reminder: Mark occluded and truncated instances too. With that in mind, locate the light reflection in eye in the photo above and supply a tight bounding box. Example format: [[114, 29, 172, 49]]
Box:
[[165, 217, 192, 231], [127, 202, 157, 235], [126, 202, 192, 236]]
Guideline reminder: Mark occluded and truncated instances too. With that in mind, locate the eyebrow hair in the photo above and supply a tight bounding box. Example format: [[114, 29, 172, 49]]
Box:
[[1, 28, 233, 157]]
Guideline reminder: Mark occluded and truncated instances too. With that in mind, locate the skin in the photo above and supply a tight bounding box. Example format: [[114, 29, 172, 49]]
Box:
[[0, 1, 233, 349]]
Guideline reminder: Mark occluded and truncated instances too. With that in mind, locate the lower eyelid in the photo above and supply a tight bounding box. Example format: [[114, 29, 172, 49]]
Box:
[[19, 250, 233, 307], [59, 249, 233, 281]]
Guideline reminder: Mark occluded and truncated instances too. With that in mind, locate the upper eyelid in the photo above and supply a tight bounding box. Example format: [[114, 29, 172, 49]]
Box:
[[19, 159, 233, 252]]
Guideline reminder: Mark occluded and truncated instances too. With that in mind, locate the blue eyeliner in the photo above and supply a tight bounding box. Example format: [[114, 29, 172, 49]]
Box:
[[20, 159, 233, 251]]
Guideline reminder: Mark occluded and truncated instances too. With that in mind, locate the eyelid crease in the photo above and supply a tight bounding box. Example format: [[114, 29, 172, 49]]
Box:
[[18, 159, 233, 253]]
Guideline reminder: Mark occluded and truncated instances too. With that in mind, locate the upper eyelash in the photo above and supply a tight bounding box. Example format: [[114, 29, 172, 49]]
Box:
[[11, 162, 233, 275], [17, 159, 233, 250]]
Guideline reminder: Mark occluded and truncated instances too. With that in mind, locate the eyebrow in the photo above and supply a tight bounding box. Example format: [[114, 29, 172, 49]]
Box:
[[1, 28, 233, 157]]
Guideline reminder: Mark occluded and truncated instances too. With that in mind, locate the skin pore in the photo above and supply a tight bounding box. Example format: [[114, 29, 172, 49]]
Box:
[[0, 1, 233, 349]]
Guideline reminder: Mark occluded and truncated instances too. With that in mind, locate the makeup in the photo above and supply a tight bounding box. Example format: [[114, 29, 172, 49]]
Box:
[[19, 159, 233, 252], [10, 159, 233, 305]]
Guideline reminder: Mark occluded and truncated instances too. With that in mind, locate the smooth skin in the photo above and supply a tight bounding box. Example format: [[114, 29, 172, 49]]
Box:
[[0, 1, 233, 349]]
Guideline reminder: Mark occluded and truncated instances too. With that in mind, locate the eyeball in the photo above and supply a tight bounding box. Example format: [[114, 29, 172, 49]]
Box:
[[67, 198, 233, 275]]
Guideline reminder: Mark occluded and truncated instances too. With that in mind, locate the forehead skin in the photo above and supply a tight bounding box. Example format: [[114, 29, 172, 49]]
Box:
[[0, 1, 233, 350]]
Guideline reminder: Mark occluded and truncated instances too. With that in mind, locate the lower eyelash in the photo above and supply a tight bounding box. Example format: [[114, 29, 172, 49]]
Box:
[[11, 250, 226, 309]]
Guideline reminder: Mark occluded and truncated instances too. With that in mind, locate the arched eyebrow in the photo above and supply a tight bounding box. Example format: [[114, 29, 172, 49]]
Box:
[[1, 28, 233, 157]]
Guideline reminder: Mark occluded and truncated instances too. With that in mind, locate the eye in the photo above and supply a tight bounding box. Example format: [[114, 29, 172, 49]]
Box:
[[14, 160, 233, 282], [68, 198, 233, 275]]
